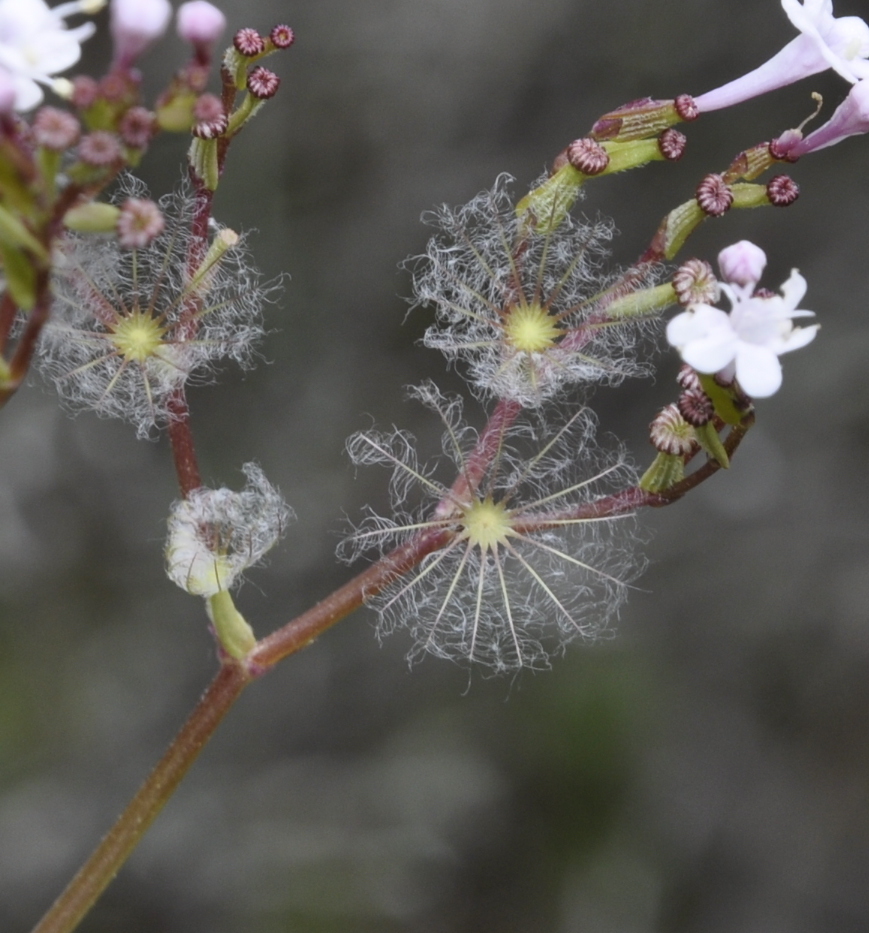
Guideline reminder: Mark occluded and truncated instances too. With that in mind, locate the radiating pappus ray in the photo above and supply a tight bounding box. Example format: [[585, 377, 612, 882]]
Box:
[[36, 175, 273, 437], [410, 174, 660, 408], [340, 383, 645, 672]]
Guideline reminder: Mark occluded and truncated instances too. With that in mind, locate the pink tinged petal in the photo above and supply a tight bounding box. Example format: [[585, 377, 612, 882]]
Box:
[[783, 1, 869, 81], [694, 34, 834, 112], [718, 240, 767, 288], [734, 343, 783, 397], [176, 1, 226, 45], [110, 0, 171, 66], [792, 79, 869, 154]]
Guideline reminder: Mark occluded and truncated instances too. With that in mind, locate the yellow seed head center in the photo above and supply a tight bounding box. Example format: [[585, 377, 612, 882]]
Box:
[[462, 497, 513, 552], [109, 309, 166, 362], [503, 301, 562, 354]]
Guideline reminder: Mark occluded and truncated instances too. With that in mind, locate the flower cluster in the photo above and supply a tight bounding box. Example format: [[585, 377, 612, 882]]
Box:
[[165, 463, 292, 597], [667, 241, 817, 397], [36, 177, 272, 437], [341, 384, 642, 672], [411, 175, 659, 408]]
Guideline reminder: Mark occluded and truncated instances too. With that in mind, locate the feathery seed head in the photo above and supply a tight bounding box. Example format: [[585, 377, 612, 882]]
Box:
[[37, 175, 274, 437], [341, 382, 643, 672], [413, 175, 657, 407]]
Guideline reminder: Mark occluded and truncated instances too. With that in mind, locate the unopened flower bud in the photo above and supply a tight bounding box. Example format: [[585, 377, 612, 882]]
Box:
[[566, 138, 609, 174], [649, 404, 697, 456], [695, 173, 733, 216], [119, 106, 156, 148], [192, 93, 227, 138], [658, 127, 686, 160], [673, 258, 719, 306], [270, 24, 295, 49], [233, 27, 265, 57], [71, 75, 99, 110], [673, 94, 699, 121], [33, 107, 80, 150], [247, 66, 280, 99], [676, 364, 702, 393], [111, 0, 173, 68], [717, 240, 766, 288], [677, 388, 714, 426], [176, 1, 226, 46], [766, 174, 799, 206], [78, 130, 122, 166], [117, 197, 165, 248]]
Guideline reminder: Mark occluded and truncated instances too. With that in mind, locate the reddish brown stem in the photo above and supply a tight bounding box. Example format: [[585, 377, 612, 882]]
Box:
[[166, 388, 202, 495], [29, 660, 251, 933]]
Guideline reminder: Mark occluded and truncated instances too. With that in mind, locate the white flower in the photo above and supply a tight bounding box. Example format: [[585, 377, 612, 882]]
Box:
[[341, 383, 642, 672], [165, 463, 293, 597], [694, 0, 869, 113], [666, 267, 818, 398], [0, 0, 103, 111]]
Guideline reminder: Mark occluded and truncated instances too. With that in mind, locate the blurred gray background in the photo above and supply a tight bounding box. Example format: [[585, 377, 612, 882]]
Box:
[[3, 0, 869, 931]]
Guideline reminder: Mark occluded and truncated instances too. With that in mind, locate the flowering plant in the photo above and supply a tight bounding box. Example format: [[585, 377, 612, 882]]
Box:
[[1, 0, 866, 930]]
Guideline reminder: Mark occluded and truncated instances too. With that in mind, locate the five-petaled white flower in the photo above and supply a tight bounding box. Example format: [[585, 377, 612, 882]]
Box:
[[666, 251, 818, 398], [0, 0, 104, 111], [695, 0, 869, 113]]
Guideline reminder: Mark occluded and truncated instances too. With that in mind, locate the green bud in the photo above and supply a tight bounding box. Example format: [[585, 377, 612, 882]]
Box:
[[156, 92, 197, 133], [0, 243, 37, 309], [639, 452, 686, 492], [188, 136, 220, 191], [63, 202, 121, 233], [0, 205, 48, 260], [207, 589, 256, 659], [516, 163, 583, 234], [697, 373, 744, 426], [693, 421, 730, 469], [604, 282, 676, 320]]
